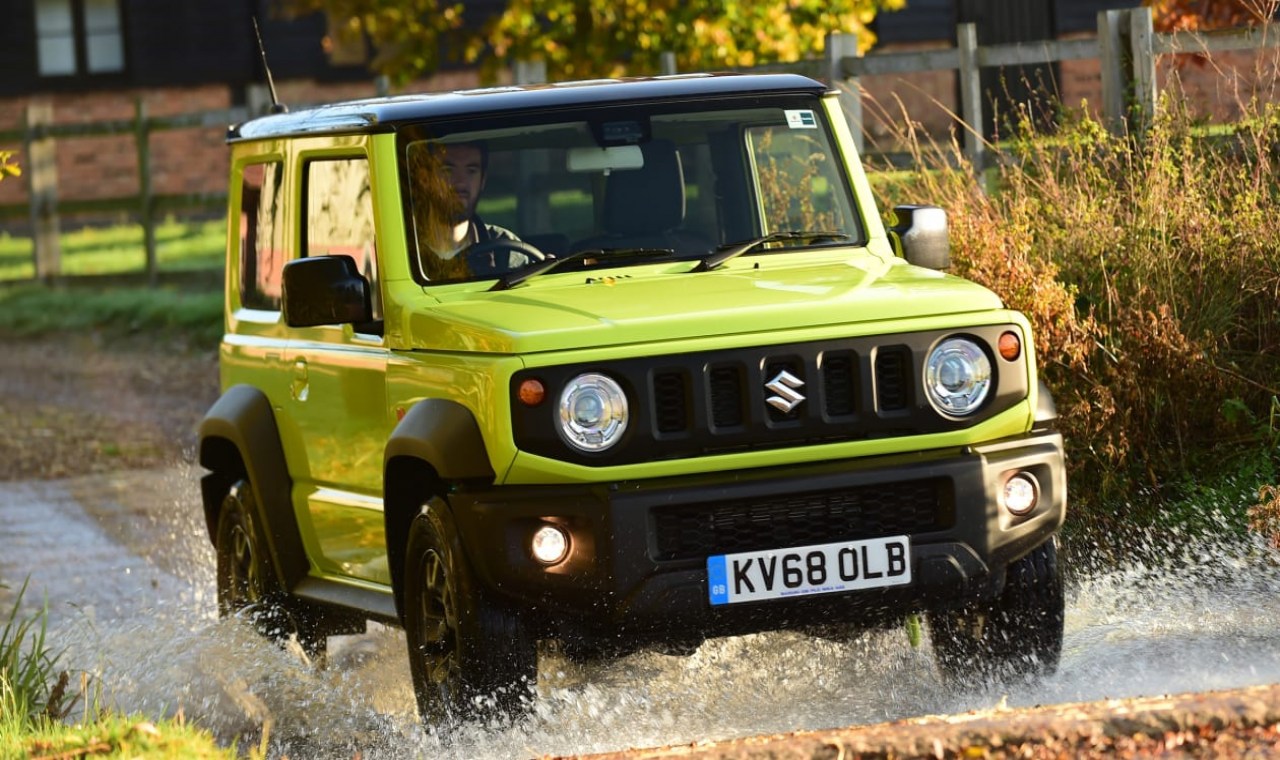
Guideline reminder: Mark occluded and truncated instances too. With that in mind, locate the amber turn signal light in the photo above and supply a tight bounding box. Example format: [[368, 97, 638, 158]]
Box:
[[518, 378, 546, 406], [998, 331, 1021, 361]]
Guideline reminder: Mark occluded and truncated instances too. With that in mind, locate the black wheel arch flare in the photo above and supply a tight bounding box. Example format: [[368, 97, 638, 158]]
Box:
[[383, 398, 495, 620], [197, 384, 308, 592]]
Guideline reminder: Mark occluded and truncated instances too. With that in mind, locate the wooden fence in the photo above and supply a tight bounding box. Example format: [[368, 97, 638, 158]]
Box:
[[1, 102, 253, 284], [6, 5, 1279, 283], [822, 6, 1280, 172]]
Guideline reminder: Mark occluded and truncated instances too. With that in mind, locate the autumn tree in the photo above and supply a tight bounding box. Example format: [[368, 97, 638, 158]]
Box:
[[1144, 0, 1274, 32], [276, 0, 904, 85], [0, 151, 18, 183]]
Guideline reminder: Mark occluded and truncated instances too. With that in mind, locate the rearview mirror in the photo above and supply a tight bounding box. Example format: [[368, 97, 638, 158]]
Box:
[[567, 145, 644, 173]]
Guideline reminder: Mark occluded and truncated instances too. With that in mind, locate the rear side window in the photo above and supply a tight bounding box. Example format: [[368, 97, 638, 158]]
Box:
[[304, 158, 381, 320], [238, 161, 285, 311]]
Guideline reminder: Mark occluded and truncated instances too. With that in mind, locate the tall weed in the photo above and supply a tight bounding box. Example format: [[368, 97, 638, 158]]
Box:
[[869, 81, 1280, 522], [0, 580, 74, 731]]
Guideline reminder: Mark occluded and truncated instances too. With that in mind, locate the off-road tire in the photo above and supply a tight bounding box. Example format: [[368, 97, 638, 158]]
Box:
[[403, 503, 537, 728], [214, 478, 325, 658], [928, 538, 1064, 685]]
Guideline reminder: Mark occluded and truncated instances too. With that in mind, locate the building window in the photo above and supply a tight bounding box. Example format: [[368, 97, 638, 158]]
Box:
[[35, 0, 124, 77]]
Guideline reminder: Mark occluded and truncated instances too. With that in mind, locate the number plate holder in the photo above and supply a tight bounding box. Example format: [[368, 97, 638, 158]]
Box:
[[707, 535, 911, 606]]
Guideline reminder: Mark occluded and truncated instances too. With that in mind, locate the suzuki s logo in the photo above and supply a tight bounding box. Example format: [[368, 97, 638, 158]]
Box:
[[765, 369, 806, 413]]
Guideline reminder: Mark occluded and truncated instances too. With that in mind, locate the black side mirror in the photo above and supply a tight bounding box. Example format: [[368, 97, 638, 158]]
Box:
[[888, 204, 950, 270], [282, 255, 373, 327]]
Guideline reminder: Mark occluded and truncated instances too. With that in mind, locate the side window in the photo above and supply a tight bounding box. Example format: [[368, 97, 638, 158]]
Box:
[[304, 157, 381, 320], [747, 125, 855, 236], [239, 161, 285, 311]]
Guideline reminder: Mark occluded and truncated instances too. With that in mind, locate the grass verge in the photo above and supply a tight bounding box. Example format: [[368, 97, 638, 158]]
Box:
[[0, 282, 222, 350], [1, 581, 234, 758]]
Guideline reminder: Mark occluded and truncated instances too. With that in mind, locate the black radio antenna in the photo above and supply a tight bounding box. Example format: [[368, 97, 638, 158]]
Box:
[[252, 16, 287, 113]]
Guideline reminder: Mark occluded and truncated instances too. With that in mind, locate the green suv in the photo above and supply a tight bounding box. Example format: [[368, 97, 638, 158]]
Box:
[[198, 73, 1066, 726]]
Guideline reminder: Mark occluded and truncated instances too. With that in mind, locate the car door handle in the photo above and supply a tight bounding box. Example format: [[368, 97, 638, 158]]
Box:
[[291, 358, 309, 401]]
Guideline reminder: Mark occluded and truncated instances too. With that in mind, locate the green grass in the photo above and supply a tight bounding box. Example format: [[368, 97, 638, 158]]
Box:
[[0, 283, 223, 348], [4, 713, 239, 760], [1, 580, 63, 731], [0, 217, 224, 281], [1, 580, 238, 758]]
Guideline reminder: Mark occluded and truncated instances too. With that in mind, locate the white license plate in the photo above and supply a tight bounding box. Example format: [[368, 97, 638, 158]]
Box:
[[707, 535, 911, 606]]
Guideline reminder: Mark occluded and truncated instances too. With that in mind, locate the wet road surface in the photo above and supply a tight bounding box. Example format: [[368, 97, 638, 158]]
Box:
[[3, 464, 1280, 758]]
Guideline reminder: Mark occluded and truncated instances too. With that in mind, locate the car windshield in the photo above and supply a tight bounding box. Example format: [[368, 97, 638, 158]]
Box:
[[399, 95, 864, 285]]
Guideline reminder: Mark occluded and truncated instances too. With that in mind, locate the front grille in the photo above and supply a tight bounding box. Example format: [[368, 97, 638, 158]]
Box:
[[509, 326, 1028, 467], [709, 364, 744, 428], [875, 346, 910, 411], [822, 351, 856, 416], [652, 478, 949, 561]]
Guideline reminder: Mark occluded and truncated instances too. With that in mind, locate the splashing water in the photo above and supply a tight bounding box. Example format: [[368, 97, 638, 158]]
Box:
[[4, 465, 1280, 758]]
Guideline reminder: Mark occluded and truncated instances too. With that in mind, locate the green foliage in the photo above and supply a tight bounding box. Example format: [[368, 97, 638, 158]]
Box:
[[0, 580, 72, 732], [7, 712, 239, 760], [872, 95, 1280, 521], [0, 284, 223, 348], [275, 0, 905, 84]]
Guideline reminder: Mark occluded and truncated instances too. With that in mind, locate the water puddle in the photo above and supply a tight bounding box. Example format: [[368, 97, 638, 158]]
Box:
[[5, 466, 1280, 758]]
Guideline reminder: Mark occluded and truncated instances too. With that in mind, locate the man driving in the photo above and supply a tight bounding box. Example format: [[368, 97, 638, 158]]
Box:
[[413, 141, 524, 281]]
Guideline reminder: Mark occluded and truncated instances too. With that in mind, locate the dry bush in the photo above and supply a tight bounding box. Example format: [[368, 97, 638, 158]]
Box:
[[867, 85, 1280, 515]]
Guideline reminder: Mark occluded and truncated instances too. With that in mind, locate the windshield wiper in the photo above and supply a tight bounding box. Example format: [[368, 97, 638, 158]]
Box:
[[490, 247, 676, 291], [690, 231, 853, 273]]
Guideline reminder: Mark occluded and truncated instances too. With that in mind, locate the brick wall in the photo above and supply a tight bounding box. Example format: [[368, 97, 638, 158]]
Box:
[[0, 69, 483, 227]]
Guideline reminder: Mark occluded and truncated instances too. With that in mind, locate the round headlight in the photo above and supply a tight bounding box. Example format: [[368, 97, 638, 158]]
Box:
[[558, 373, 629, 452], [925, 338, 992, 416]]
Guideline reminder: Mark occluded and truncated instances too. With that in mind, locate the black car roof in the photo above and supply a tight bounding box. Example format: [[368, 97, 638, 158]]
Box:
[[228, 72, 829, 142]]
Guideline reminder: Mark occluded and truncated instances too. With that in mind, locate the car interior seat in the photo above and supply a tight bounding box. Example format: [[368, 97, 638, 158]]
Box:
[[573, 139, 712, 255]]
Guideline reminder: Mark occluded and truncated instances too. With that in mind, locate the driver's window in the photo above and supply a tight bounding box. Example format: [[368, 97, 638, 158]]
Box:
[[304, 157, 381, 320]]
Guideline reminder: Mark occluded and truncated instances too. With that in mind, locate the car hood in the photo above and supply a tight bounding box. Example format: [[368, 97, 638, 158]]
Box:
[[401, 254, 1006, 355]]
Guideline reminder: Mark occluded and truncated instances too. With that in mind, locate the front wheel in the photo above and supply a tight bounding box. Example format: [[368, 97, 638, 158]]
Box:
[[928, 538, 1064, 686], [403, 505, 537, 728], [214, 478, 324, 659]]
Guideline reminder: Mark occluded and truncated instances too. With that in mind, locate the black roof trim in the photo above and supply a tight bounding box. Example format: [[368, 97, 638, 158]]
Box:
[[228, 72, 829, 142]]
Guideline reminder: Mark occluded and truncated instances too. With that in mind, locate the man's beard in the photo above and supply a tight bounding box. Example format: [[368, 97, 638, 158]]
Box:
[[449, 197, 473, 224]]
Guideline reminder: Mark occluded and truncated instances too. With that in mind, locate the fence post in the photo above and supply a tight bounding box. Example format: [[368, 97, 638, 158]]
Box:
[[956, 23, 986, 173], [24, 101, 61, 282], [659, 51, 678, 76], [514, 59, 547, 85], [134, 98, 157, 287], [1129, 6, 1157, 132], [825, 32, 864, 154], [1098, 9, 1128, 134]]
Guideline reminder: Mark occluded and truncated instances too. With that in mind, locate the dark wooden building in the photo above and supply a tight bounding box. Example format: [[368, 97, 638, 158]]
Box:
[[3, 1, 1138, 99]]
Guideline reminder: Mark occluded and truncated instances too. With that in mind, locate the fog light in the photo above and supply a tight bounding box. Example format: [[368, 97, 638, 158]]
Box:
[[1002, 472, 1040, 516], [531, 524, 570, 565]]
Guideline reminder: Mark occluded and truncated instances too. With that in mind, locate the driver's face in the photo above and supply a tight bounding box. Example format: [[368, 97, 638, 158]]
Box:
[[442, 143, 485, 223]]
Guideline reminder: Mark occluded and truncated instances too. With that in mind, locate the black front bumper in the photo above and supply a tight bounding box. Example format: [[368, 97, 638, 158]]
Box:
[[448, 431, 1065, 649]]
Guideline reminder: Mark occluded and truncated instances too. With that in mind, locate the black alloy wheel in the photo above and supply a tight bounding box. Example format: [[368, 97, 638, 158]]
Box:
[[403, 505, 537, 728], [928, 537, 1065, 686], [214, 478, 324, 659]]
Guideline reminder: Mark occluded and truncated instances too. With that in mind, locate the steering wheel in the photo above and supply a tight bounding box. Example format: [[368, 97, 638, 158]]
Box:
[[465, 239, 547, 276]]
